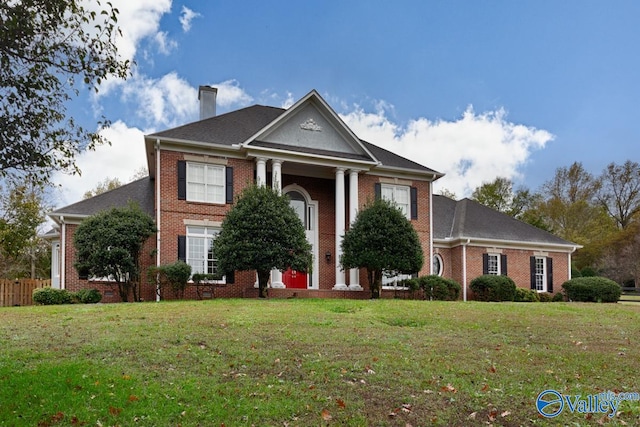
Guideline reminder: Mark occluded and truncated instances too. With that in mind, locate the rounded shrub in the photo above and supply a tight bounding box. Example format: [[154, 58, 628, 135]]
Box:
[[561, 277, 621, 303], [470, 275, 516, 302], [537, 292, 553, 302], [33, 287, 73, 305], [75, 288, 102, 304], [552, 292, 565, 302], [418, 275, 461, 301], [514, 287, 540, 302]]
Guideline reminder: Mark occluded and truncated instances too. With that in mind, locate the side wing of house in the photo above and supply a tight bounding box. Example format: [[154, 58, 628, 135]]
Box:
[[432, 196, 580, 300]]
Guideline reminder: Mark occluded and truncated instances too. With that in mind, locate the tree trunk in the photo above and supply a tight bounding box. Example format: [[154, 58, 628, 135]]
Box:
[[369, 269, 382, 299], [117, 282, 129, 302], [257, 269, 270, 298]]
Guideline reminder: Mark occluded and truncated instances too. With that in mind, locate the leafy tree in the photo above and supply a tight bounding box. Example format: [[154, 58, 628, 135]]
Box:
[[213, 185, 312, 298], [599, 221, 640, 287], [341, 198, 424, 299], [83, 177, 122, 199], [0, 181, 49, 278], [597, 160, 640, 229], [0, 0, 131, 184], [438, 188, 457, 199], [74, 204, 156, 302], [471, 177, 539, 220]]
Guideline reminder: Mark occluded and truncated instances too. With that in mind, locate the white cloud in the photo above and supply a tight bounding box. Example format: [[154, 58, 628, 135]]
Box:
[[210, 80, 254, 109], [341, 104, 553, 198], [154, 31, 178, 55], [179, 6, 201, 32], [52, 121, 148, 209], [121, 72, 199, 128]]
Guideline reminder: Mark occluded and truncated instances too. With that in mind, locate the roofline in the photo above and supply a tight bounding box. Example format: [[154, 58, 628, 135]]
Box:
[[243, 145, 379, 169], [433, 236, 582, 252], [369, 165, 444, 181]]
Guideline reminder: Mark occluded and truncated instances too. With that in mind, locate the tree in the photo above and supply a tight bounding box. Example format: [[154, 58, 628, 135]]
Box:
[[74, 204, 156, 302], [213, 185, 312, 298], [341, 198, 424, 299], [0, 181, 49, 278], [0, 0, 131, 184], [83, 177, 122, 199], [471, 177, 539, 219], [597, 160, 640, 229]]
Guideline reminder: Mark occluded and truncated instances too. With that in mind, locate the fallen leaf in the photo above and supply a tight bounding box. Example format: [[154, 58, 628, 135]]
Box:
[[501, 410, 511, 417], [481, 384, 490, 392], [467, 412, 477, 420], [122, 375, 131, 380], [488, 365, 496, 373], [321, 409, 332, 421], [109, 406, 122, 416], [336, 399, 346, 408], [488, 409, 497, 422], [441, 384, 457, 393], [128, 395, 139, 402]]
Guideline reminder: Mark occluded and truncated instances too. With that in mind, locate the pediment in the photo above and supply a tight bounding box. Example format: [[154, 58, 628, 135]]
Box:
[[245, 90, 375, 162]]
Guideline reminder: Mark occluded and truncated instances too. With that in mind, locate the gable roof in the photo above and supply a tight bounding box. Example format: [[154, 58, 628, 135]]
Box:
[[432, 195, 578, 249], [50, 177, 154, 221], [146, 90, 443, 177]]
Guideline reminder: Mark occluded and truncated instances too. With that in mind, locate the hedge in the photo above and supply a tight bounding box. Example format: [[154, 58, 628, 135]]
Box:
[[470, 275, 516, 302], [33, 288, 73, 305], [561, 277, 621, 303], [418, 275, 461, 301]]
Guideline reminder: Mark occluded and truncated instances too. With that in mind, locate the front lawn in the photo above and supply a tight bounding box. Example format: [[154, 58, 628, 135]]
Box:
[[1, 299, 639, 426]]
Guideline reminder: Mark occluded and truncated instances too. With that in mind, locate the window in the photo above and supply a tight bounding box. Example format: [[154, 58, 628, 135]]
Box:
[[381, 184, 410, 218], [382, 271, 414, 289], [487, 254, 499, 275], [534, 257, 546, 291], [186, 163, 225, 203], [433, 254, 443, 276], [186, 226, 223, 279]]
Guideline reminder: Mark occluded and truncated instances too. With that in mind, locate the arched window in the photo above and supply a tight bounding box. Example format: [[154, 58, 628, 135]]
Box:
[[433, 254, 444, 276], [287, 190, 306, 228]]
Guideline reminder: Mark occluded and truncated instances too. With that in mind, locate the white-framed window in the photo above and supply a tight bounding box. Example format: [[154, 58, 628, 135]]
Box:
[[487, 254, 500, 275], [186, 163, 225, 204], [381, 184, 410, 219], [433, 254, 443, 276], [186, 226, 224, 280], [534, 257, 547, 292], [382, 272, 414, 289]]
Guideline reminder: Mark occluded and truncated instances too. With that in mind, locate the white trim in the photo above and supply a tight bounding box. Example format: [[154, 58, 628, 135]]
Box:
[[434, 237, 580, 253], [183, 219, 223, 227], [333, 168, 347, 290], [60, 218, 66, 290], [183, 154, 228, 165], [429, 180, 434, 275], [155, 140, 161, 302]]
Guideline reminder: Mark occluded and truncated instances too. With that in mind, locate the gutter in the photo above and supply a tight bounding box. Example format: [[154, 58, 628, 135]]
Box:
[[155, 139, 161, 302]]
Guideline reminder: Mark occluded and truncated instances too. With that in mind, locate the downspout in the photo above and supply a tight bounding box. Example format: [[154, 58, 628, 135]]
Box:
[[155, 139, 161, 302], [568, 246, 578, 279], [462, 238, 470, 301], [429, 179, 434, 275], [60, 216, 66, 290]]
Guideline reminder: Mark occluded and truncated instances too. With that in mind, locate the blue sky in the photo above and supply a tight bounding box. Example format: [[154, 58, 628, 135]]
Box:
[[54, 0, 640, 207]]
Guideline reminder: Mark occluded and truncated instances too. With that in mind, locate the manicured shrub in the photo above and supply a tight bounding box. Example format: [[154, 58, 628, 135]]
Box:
[[33, 287, 73, 305], [418, 275, 461, 301], [75, 288, 102, 304], [149, 260, 192, 299], [561, 277, 621, 303], [552, 292, 565, 302], [514, 288, 540, 302], [537, 292, 553, 302], [470, 275, 516, 302]]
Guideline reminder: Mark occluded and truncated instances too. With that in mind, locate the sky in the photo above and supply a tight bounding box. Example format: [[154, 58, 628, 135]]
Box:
[[52, 0, 640, 208]]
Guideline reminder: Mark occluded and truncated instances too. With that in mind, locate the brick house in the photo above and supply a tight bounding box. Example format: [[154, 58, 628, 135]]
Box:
[[47, 88, 579, 302]]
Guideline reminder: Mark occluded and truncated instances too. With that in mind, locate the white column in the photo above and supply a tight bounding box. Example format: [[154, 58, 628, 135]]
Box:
[[271, 160, 285, 288], [348, 170, 362, 290], [256, 157, 267, 186], [333, 168, 348, 290]]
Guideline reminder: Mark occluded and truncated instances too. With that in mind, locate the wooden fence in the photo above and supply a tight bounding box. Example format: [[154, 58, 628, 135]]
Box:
[[0, 279, 51, 307]]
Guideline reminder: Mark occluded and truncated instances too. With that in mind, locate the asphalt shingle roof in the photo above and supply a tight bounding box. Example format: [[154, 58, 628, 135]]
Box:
[[432, 195, 575, 246], [51, 177, 154, 217]]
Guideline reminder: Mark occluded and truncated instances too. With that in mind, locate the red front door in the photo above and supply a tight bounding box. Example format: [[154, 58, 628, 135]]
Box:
[[283, 269, 307, 289]]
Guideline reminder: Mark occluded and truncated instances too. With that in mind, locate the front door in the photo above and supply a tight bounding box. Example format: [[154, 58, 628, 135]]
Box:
[[283, 189, 315, 289]]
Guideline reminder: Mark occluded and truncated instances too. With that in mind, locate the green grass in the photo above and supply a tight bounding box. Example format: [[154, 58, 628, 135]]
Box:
[[1, 299, 639, 426]]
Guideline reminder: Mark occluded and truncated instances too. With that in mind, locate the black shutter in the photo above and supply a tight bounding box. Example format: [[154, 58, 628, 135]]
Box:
[[547, 257, 553, 293], [374, 182, 381, 200], [500, 254, 507, 276], [410, 187, 418, 220], [225, 270, 235, 284], [178, 235, 186, 262], [482, 253, 489, 275], [225, 166, 234, 204], [177, 161, 186, 200], [530, 256, 536, 290]]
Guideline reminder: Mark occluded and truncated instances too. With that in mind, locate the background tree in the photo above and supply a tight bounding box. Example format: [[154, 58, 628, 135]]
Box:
[[341, 198, 424, 299], [0, 0, 131, 184], [74, 204, 156, 302], [597, 160, 640, 229], [471, 177, 540, 219], [0, 181, 49, 278], [83, 177, 123, 199], [213, 185, 312, 298]]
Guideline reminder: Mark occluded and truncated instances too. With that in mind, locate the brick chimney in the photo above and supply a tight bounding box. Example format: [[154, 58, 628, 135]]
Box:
[[198, 86, 217, 120]]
